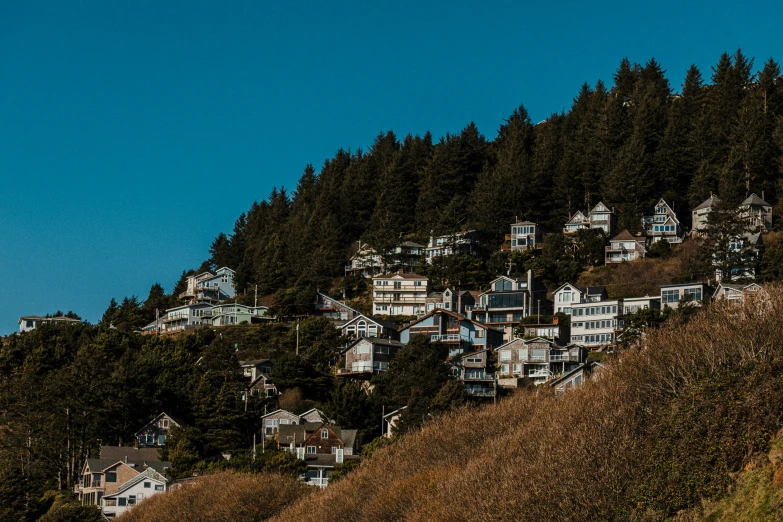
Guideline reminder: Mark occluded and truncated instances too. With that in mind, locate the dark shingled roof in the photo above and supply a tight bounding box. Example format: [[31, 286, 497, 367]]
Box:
[[100, 446, 162, 462]]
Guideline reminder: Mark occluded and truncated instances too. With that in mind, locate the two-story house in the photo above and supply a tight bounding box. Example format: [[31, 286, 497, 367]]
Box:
[[338, 314, 400, 340], [570, 300, 623, 348], [399, 309, 505, 357], [345, 242, 384, 278], [77, 446, 169, 515], [339, 337, 403, 375], [466, 271, 551, 341], [425, 230, 479, 263], [449, 350, 496, 398], [240, 359, 274, 382], [739, 193, 773, 232], [160, 302, 214, 333], [642, 198, 682, 244], [280, 422, 360, 488], [520, 321, 571, 345], [495, 337, 587, 386], [372, 271, 430, 316], [210, 303, 269, 326], [179, 267, 236, 303], [424, 288, 478, 315], [660, 282, 713, 309], [135, 413, 183, 448], [712, 282, 762, 304], [563, 202, 616, 236], [552, 283, 608, 315], [101, 467, 167, 518], [605, 230, 647, 264], [508, 221, 542, 252], [260, 409, 325, 439]]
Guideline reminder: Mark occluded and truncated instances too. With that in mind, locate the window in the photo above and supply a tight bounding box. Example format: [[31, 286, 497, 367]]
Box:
[[306, 446, 316, 454], [155, 485, 164, 491], [118, 498, 127, 507], [160, 418, 169, 428], [519, 348, 528, 360], [321, 429, 329, 439], [512, 363, 522, 373], [158, 435, 166, 445], [128, 495, 136, 506], [662, 289, 680, 303], [685, 288, 702, 301], [105, 472, 117, 483], [499, 350, 511, 361], [144, 482, 151, 489], [356, 344, 370, 354], [500, 364, 509, 374], [280, 419, 289, 425]]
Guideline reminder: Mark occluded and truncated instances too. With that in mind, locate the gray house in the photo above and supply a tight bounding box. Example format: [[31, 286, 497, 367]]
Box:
[[449, 350, 495, 398], [339, 337, 402, 375], [496, 338, 587, 386]]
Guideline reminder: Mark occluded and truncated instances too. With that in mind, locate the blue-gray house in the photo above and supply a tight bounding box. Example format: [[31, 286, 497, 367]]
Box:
[[399, 309, 504, 357]]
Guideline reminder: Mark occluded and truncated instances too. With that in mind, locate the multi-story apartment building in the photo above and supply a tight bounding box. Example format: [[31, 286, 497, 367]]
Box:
[[605, 230, 647, 264], [508, 221, 541, 252], [570, 300, 623, 348], [466, 271, 551, 341], [642, 198, 682, 244], [372, 271, 429, 316]]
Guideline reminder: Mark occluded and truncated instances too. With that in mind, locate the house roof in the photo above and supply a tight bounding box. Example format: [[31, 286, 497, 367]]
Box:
[[86, 459, 124, 473], [18, 315, 45, 323], [341, 337, 403, 354], [340, 314, 398, 331], [18, 315, 81, 324], [400, 308, 496, 332], [302, 453, 361, 468], [340, 429, 358, 449], [511, 221, 537, 226], [383, 406, 407, 420], [372, 272, 428, 280], [548, 361, 605, 388], [134, 412, 185, 437], [100, 446, 162, 463], [260, 408, 297, 420], [239, 359, 272, 367], [316, 293, 360, 314], [610, 229, 639, 241], [566, 210, 588, 224], [693, 194, 720, 211], [742, 193, 771, 207], [590, 202, 612, 213], [399, 241, 425, 248], [660, 282, 709, 289]]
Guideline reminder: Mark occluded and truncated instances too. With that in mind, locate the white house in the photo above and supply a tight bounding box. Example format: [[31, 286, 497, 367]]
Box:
[[18, 315, 81, 333], [605, 230, 647, 264], [101, 467, 167, 518], [552, 283, 608, 315], [622, 296, 661, 315], [563, 202, 616, 236], [660, 282, 713, 309], [372, 271, 430, 316], [642, 198, 682, 244], [425, 230, 479, 262], [570, 300, 622, 348], [160, 302, 214, 333]]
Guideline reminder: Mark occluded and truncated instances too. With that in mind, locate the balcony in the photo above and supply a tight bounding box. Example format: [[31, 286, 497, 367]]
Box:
[[430, 334, 473, 344], [373, 296, 426, 304], [550, 354, 580, 362], [467, 388, 496, 397], [527, 370, 553, 379], [463, 373, 495, 381]]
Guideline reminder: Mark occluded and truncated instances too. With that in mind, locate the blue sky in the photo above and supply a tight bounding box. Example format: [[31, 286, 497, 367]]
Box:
[[1, 1, 781, 334]]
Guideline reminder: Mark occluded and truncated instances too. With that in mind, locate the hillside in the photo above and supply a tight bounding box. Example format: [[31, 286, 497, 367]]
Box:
[[113, 287, 783, 521]]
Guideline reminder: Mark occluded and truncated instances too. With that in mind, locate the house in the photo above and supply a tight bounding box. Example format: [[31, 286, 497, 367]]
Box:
[[712, 282, 763, 304], [18, 315, 82, 333], [279, 422, 360, 487], [495, 338, 587, 386], [135, 413, 183, 448], [508, 221, 542, 252], [179, 267, 236, 303], [399, 309, 505, 356], [100, 467, 167, 518], [605, 230, 647, 264], [382, 406, 407, 438], [570, 300, 623, 348], [345, 242, 384, 278], [552, 283, 608, 315], [160, 302, 214, 333], [372, 271, 430, 316], [642, 198, 682, 244], [247, 373, 278, 398], [424, 288, 477, 315], [76, 446, 169, 516], [739, 193, 772, 232], [260, 409, 326, 439], [564, 202, 616, 236], [392, 241, 426, 272], [712, 231, 765, 282], [550, 361, 607, 393], [338, 314, 400, 340], [210, 303, 269, 326], [449, 350, 496, 397], [660, 282, 713, 309], [520, 321, 570, 345], [345, 241, 425, 278], [239, 359, 274, 382], [425, 230, 479, 263], [622, 296, 661, 315], [315, 292, 360, 321], [339, 337, 403, 375], [692, 194, 720, 233], [466, 271, 551, 341]]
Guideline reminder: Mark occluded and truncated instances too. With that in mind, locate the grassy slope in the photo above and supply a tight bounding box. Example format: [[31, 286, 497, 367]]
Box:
[[123, 288, 783, 522]]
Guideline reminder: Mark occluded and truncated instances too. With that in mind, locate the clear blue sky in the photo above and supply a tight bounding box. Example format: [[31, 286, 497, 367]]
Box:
[[1, 1, 781, 334]]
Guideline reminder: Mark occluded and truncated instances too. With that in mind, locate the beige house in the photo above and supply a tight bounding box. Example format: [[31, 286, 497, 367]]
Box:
[[605, 230, 646, 264], [372, 271, 430, 316]]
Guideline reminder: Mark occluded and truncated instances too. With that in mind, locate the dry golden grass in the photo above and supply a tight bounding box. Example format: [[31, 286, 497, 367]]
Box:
[[268, 287, 783, 522], [116, 472, 310, 522]]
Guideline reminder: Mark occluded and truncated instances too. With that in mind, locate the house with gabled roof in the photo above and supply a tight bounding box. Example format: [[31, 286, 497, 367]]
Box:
[[712, 282, 763, 304], [642, 198, 682, 244], [692, 194, 720, 233], [260, 408, 327, 439], [338, 314, 399, 340], [399, 308, 504, 356], [425, 287, 476, 315], [425, 230, 479, 263], [563, 202, 616, 236], [449, 349, 496, 398], [135, 412, 184, 448], [101, 467, 167, 518], [740, 193, 772, 232], [495, 337, 587, 386], [550, 361, 607, 393], [160, 302, 214, 334], [339, 337, 403, 376], [552, 282, 608, 315], [315, 292, 360, 321], [605, 230, 647, 264], [564, 210, 589, 234]]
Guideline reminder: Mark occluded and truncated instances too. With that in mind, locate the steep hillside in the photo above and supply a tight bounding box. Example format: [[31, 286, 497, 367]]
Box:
[[119, 288, 783, 521]]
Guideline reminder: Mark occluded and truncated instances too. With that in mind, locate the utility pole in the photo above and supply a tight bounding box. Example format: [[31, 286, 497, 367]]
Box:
[[155, 308, 160, 336], [296, 318, 300, 356], [381, 405, 385, 438], [254, 285, 258, 308]]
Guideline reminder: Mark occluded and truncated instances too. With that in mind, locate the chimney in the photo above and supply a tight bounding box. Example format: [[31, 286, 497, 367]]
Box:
[[398, 269, 404, 275]]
